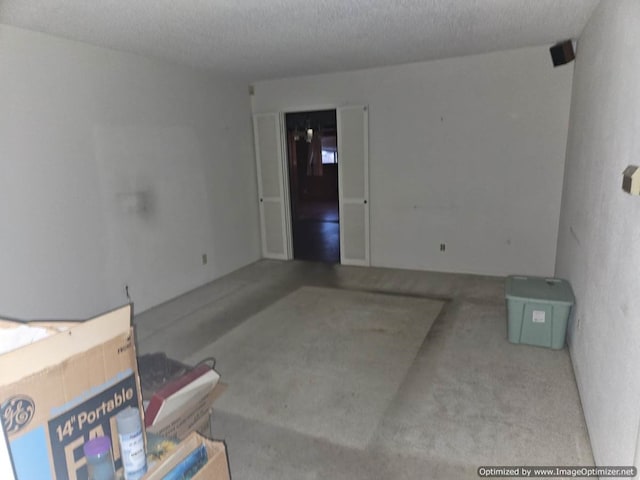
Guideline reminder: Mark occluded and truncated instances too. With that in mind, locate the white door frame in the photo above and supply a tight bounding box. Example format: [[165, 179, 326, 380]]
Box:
[[270, 104, 370, 265], [278, 112, 294, 260]]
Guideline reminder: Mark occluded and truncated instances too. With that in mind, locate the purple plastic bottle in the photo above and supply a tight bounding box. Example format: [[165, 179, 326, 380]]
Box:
[[83, 436, 116, 480]]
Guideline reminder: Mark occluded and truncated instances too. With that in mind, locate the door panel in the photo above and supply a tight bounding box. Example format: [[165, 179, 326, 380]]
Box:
[[341, 202, 367, 261], [253, 113, 289, 259], [262, 201, 285, 255], [338, 106, 370, 266]]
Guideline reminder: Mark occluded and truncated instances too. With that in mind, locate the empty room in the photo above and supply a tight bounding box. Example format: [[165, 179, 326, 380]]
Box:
[[1, 1, 639, 479]]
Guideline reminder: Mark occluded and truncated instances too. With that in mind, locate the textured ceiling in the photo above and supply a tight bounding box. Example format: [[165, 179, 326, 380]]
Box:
[[0, 0, 600, 81]]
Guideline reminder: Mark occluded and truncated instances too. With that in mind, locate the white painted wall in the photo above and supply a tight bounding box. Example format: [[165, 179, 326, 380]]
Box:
[[253, 46, 573, 277], [555, 0, 640, 465], [0, 25, 260, 319]]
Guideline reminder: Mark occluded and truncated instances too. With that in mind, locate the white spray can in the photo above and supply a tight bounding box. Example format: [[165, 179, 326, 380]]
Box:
[[115, 407, 147, 480]]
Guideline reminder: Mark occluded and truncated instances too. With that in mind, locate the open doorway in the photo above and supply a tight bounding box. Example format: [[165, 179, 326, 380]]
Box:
[[285, 109, 339, 263]]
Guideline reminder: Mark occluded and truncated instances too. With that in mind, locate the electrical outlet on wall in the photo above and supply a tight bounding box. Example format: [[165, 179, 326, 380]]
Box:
[[202, 254, 208, 265], [440, 243, 446, 252]]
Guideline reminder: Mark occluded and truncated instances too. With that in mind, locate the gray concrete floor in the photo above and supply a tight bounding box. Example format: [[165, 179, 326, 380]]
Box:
[[135, 260, 593, 479]]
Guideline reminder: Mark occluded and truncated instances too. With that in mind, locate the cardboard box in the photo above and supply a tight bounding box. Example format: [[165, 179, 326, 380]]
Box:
[[146, 383, 226, 441], [0, 305, 144, 480], [143, 431, 230, 480]]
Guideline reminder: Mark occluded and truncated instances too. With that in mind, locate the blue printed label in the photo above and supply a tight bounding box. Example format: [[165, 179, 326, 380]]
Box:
[[120, 429, 147, 480], [47, 375, 139, 480]]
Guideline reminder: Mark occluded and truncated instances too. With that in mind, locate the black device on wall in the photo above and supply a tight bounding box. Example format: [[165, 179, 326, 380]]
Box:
[[550, 40, 575, 67]]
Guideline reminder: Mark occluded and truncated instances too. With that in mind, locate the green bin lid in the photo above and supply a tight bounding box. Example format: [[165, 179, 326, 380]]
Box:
[[505, 276, 575, 305]]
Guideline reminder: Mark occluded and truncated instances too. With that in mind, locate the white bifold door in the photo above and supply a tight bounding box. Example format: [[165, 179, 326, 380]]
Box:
[[337, 105, 370, 266], [253, 107, 369, 265], [253, 113, 290, 259]]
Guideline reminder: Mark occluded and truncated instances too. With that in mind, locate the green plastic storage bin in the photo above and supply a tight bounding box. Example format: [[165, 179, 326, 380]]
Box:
[[505, 276, 575, 349]]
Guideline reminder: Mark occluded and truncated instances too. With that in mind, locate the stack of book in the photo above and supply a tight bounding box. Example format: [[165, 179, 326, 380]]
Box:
[[143, 361, 225, 440], [144, 363, 220, 429]]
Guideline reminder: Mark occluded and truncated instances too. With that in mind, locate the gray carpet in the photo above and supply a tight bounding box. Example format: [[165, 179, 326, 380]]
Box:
[[185, 286, 444, 450], [138, 261, 593, 480]]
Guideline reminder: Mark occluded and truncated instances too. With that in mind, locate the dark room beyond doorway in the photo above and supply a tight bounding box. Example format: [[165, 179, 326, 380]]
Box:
[[285, 109, 339, 263]]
